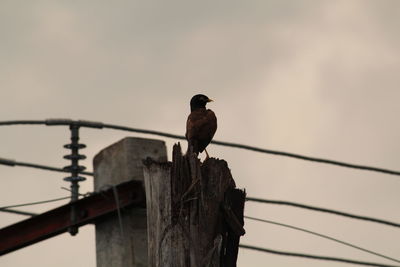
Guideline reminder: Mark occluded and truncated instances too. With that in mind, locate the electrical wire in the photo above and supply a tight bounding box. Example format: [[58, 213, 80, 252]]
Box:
[[1, 155, 400, 230], [246, 197, 400, 229], [210, 140, 400, 176], [0, 157, 93, 176], [101, 123, 400, 176], [245, 215, 400, 264], [0, 196, 70, 210], [0, 187, 93, 216], [2, 154, 399, 231], [3, 208, 399, 264], [0, 208, 37, 216], [239, 244, 400, 267], [6, 205, 397, 264], [0, 120, 46, 126], [2, 119, 400, 265], [0, 119, 399, 176]]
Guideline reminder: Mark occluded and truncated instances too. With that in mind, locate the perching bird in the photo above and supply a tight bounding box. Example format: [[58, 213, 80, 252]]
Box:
[[186, 94, 217, 159]]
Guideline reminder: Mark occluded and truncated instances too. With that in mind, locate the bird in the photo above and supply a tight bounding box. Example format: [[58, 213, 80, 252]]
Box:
[[185, 94, 217, 159]]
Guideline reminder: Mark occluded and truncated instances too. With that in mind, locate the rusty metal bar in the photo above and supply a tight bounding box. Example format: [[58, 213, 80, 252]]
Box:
[[0, 180, 145, 256]]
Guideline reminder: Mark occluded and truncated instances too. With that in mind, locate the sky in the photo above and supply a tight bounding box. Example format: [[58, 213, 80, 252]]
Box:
[[1, 0, 400, 266]]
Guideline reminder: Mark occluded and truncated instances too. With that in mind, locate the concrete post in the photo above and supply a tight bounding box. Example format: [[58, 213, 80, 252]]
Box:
[[93, 137, 167, 267]]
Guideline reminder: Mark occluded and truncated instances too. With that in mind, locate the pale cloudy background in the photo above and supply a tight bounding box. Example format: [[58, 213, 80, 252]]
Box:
[[1, 1, 400, 266]]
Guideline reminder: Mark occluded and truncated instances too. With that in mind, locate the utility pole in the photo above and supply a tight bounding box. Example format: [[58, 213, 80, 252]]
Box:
[[144, 143, 245, 267], [93, 137, 167, 267]]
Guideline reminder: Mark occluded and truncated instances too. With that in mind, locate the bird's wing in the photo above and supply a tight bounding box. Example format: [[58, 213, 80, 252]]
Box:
[[186, 109, 217, 141]]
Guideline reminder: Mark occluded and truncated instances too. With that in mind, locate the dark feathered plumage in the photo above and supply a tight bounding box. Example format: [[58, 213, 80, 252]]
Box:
[[186, 94, 217, 158]]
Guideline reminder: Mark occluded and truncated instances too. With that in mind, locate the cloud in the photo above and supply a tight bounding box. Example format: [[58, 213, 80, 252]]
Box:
[[1, 1, 400, 267]]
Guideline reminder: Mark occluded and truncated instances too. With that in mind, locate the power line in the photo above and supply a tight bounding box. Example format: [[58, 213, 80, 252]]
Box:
[[0, 188, 92, 214], [2, 154, 399, 231], [2, 208, 398, 265], [0, 196, 70, 210], [0, 119, 399, 176], [246, 197, 400, 229], [3, 199, 400, 265], [245, 215, 400, 264], [100, 123, 400, 177], [0, 119, 103, 128], [2, 119, 398, 265], [239, 244, 400, 267], [0, 208, 37, 216], [0, 120, 46, 126], [0, 157, 93, 176], [2, 155, 400, 230], [102, 122, 184, 140], [3, 207, 398, 265], [0, 186, 108, 216], [210, 140, 400, 176]]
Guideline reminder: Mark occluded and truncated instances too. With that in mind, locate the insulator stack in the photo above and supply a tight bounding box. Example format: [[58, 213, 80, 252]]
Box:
[[63, 124, 86, 235]]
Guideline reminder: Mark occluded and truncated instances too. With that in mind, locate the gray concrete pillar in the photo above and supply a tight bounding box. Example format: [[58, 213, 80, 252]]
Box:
[[93, 137, 167, 267]]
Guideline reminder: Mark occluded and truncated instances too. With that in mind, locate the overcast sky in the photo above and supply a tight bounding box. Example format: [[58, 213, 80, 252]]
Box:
[[1, 1, 400, 266]]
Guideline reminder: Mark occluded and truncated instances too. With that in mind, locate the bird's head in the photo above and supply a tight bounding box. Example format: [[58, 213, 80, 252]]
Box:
[[190, 94, 213, 111]]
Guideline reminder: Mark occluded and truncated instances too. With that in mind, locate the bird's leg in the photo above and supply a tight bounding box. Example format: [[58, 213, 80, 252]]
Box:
[[204, 149, 210, 160]]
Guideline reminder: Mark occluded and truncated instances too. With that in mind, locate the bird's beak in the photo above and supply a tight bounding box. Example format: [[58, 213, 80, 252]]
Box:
[[207, 98, 214, 102]]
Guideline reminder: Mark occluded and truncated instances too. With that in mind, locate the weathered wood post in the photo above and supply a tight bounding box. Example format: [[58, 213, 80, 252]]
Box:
[[93, 137, 167, 267], [144, 143, 245, 267]]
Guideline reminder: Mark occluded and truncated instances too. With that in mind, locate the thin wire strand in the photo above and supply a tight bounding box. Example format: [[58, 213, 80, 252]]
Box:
[[112, 186, 125, 238], [0, 196, 70, 209], [2, 156, 399, 231], [246, 197, 400, 228], [102, 123, 400, 176], [0, 119, 399, 176], [239, 244, 400, 267], [210, 140, 400, 176], [245, 215, 400, 264], [17, 161, 93, 176], [0, 208, 37, 216], [0, 157, 93, 176], [2, 156, 400, 230], [0, 120, 46, 126]]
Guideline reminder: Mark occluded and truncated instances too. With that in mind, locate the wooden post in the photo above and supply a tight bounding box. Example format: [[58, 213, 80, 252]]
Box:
[[144, 143, 245, 267], [93, 137, 167, 267]]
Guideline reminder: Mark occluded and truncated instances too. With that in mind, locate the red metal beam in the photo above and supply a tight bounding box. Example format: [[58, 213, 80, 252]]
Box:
[[0, 180, 146, 256]]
